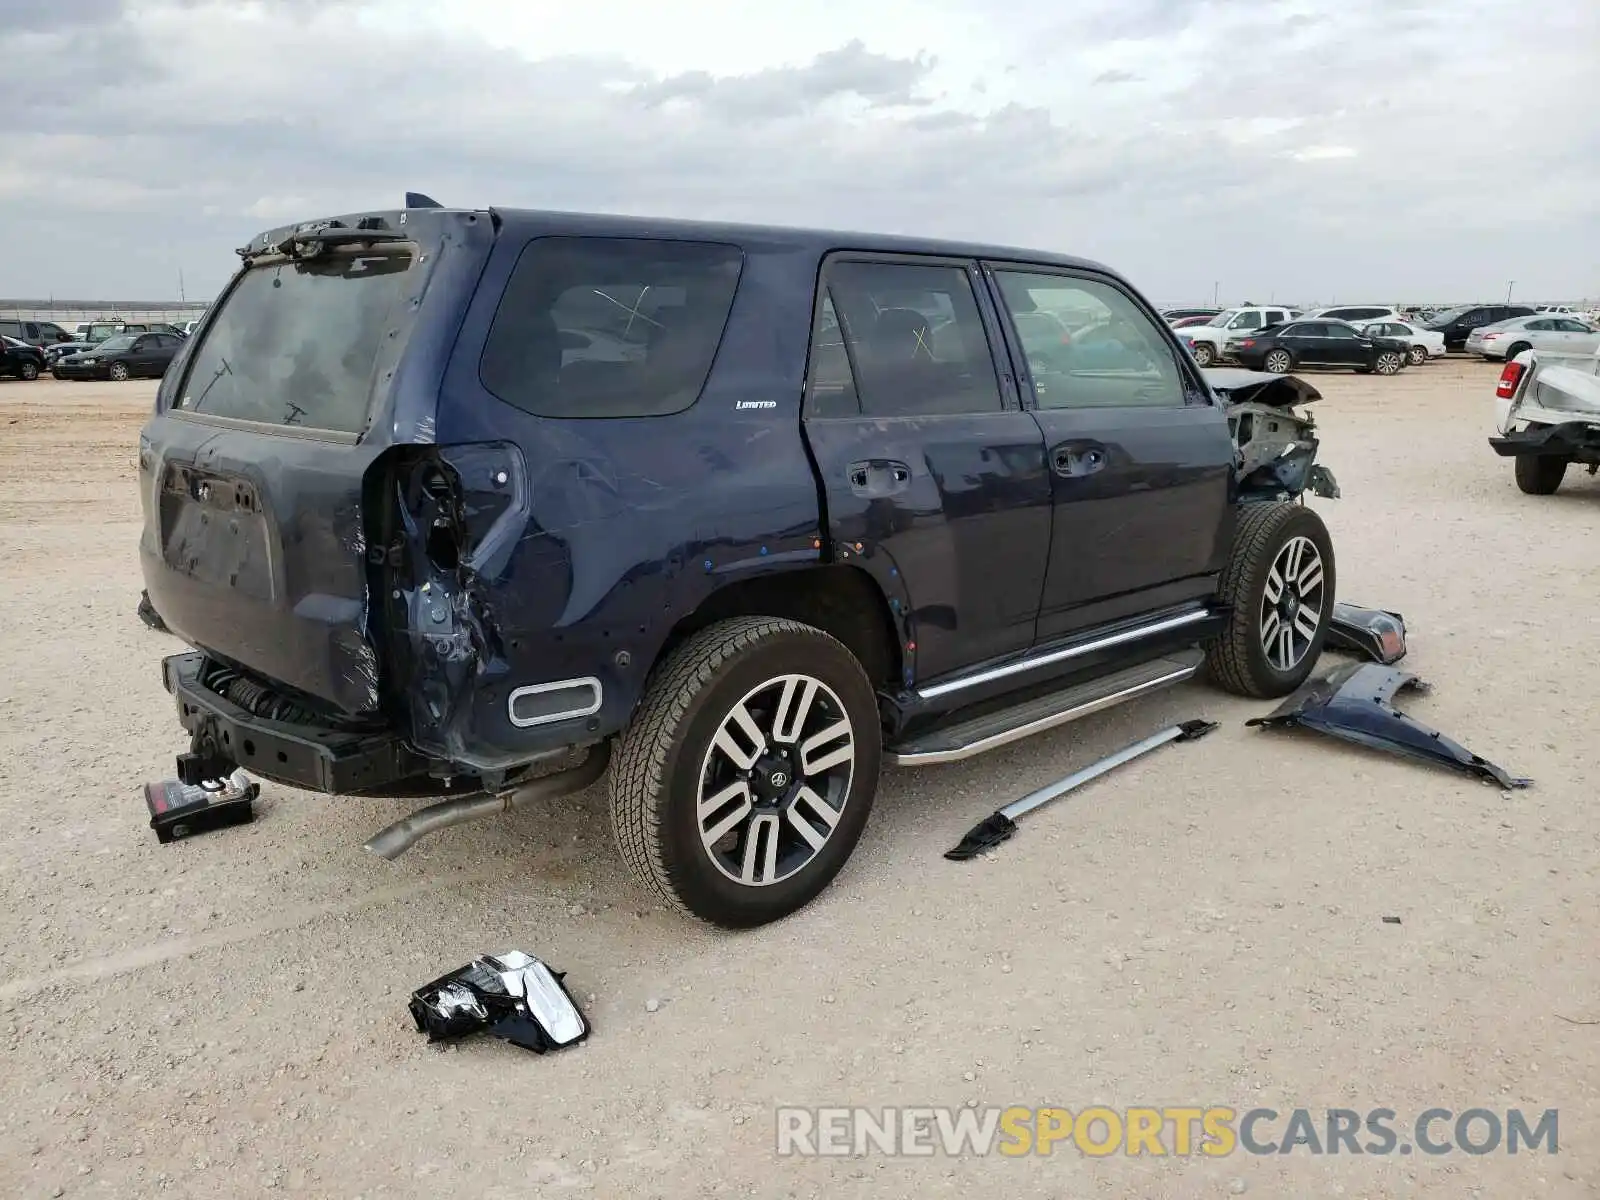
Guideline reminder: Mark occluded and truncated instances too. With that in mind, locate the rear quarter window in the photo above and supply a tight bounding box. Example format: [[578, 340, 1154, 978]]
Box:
[[480, 237, 744, 419]]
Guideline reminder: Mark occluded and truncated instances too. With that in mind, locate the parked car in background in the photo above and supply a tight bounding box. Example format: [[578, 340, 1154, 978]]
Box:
[[1353, 319, 1446, 366], [51, 332, 185, 381], [1488, 344, 1600, 495], [1465, 314, 1600, 361], [1, 335, 46, 380], [44, 322, 186, 365], [1424, 303, 1536, 351], [1534, 305, 1578, 314], [0, 318, 74, 348], [1160, 306, 1221, 325], [1227, 319, 1411, 376], [1305, 305, 1403, 325], [1170, 313, 1217, 330], [1180, 306, 1301, 366]]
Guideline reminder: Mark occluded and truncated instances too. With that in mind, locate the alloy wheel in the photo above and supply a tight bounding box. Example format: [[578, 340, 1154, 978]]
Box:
[[696, 674, 856, 887], [109, 363, 130, 381], [1265, 350, 1292, 374], [1375, 352, 1401, 376], [1259, 535, 1326, 672]]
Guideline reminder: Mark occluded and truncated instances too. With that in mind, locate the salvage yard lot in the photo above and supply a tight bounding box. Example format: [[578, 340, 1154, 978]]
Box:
[[1, 363, 1597, 1198]]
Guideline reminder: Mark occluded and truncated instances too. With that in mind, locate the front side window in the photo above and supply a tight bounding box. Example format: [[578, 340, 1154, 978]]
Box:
[[173, 247, 415, 433], [994, 270, 1185, 410], [1324, 324, 1358, 340], [481, 237, 743, 419], [821, 260, 1002, 418], [1229, 311, 1264, 330]]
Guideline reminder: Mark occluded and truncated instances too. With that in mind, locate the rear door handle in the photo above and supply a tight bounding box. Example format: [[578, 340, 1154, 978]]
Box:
[[847, 459, 911, 497], [1051, 442, 1107, 477]]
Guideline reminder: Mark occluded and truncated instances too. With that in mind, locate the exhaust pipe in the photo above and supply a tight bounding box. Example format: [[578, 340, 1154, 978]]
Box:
[[362, 743, 611, 860]]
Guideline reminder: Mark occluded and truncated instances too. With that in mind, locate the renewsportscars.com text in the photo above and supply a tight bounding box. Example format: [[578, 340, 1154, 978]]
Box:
[[775, 1106, 1559, 1158]]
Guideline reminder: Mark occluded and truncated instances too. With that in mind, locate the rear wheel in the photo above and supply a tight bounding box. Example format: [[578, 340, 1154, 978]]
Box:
[[1263, 348, 1293, 374], [1514, 452, 1567, 495], [108, 361, 130, 382], [1191, 341, 1216, 367], [18, 361, 38, 381], [1374, 351, 1403, 376], [1206, 502, 1335, 698], [1407, 345, 1427, 366], [609, 617, 881, 928], [1505, 342, 1531, 362]]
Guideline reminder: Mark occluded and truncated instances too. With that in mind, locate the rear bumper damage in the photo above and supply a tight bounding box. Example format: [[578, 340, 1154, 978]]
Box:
[[1488, 420, 1600, 461], [164, 651, 429, 795]]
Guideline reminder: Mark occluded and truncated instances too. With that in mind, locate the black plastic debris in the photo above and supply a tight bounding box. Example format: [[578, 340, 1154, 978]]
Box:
[[945, 719, 1219, 860], [1325, 602, 1407, 664], [1246, 662, 1531, 789], [144, 769, 258, 843], [1383, 916, 1403, 924], [137, 589, 170, 633], [409, 952, 589, 1053]]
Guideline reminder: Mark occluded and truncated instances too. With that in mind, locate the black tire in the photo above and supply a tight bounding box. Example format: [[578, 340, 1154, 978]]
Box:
[[108, 361, 130, 382], [1263, 348, 1293, 374], [18, 361, 39, 381], [1504, 342, 1530, 362], [1206, 502, 1336, 699], [1407, 345, 1427, 366], [1514, 454, 1566, 495], [1374, 350, 1403, 376], [1191, 341, 1216, 367], [609, 616, 882, 928]]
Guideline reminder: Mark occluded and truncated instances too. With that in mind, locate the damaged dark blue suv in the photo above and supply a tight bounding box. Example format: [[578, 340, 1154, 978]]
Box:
[[140, 200, 1340, 927]]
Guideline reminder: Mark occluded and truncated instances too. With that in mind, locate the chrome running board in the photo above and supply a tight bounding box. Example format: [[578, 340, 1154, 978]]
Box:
[[886, 651, 1203, 767]]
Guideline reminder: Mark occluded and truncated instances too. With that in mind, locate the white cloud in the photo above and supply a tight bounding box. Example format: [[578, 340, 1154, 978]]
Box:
[[1, 0, 1596, 304]]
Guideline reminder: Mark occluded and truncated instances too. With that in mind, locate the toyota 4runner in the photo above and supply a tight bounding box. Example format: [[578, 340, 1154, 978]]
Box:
[[139, 202, 1341, 928]]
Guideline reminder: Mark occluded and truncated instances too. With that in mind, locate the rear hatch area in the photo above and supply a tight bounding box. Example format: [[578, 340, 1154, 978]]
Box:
[[138, 208, 490, 732]]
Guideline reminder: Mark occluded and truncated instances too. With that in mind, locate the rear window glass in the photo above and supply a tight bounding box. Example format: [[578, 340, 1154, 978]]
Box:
[[480, 237, 743, 419], [171, 248, 414, 433]]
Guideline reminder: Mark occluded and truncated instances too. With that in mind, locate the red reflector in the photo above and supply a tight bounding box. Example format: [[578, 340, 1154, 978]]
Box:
[[1495, 361, 1524, 399]]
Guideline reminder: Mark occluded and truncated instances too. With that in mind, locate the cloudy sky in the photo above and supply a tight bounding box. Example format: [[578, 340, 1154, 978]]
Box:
[[5, 0, 1597, 305]]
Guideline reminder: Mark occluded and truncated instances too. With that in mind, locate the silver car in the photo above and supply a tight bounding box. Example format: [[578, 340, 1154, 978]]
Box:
[[1465, 314, 1600, 361]]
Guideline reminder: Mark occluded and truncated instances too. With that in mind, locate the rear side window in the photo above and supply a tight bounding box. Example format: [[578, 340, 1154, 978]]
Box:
[[173, 248, 414, 434], [817, 259, 1002, 418], [481, 237, 743, 419]]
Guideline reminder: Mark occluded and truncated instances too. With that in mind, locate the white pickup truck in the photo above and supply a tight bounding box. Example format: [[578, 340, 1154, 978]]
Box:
[[1179, 306, 1300, 366], [1488, 345, 1600, 495]]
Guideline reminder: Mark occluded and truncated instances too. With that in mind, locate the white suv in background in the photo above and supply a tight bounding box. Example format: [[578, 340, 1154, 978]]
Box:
[[1306, 305, 1404, 325], [1181, 306, 1299, 366]]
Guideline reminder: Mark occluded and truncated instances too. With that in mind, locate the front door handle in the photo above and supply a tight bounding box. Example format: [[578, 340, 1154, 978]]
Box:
[[1051, 442, 1107, 478], [847, 459, 912, 497]]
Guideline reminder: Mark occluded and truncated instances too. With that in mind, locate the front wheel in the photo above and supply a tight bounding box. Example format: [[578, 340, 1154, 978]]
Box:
[[1374, 351, 1403, 376], [609, 617, 882, 928], [1206, 502, 1336, 699], [1407, 345, 1427, 366], [108, 362, 130, 382], [1263, 349, 1293, 374], [1191, 342, 1216, 367]]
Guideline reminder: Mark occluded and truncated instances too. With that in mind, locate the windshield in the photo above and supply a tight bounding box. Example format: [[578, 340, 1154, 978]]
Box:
[[87, 324, 121, 341], [97, 335, 136, 351], [173, 247, 415, 434], [1426, 306, 1473, 324], [1208, 309, 1239, 327]]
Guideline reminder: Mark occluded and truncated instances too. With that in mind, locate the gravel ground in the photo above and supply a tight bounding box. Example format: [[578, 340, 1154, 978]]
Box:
[[1, 361, 1596, 1199]]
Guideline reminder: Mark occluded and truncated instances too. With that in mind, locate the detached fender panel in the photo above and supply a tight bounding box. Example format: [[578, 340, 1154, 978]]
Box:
[[1246, 662, 1530, 789]]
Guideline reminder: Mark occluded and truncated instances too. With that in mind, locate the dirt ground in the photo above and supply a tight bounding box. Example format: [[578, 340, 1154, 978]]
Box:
[[1, 360, 1596, 1199]]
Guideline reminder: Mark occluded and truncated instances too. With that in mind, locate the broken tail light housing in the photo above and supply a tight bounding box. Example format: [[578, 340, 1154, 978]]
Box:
[[1495, 361, 1525, 399]]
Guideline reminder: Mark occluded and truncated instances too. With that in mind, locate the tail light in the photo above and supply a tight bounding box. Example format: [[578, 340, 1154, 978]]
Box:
[[1239, 339, 1256, 349], [1495, 361, 1524, 399], [1482, 332, 1502, 341]]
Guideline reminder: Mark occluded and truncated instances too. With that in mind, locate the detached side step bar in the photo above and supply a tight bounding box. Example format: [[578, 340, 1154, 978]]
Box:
[[886, 651, 1203, 766]]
